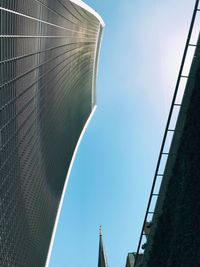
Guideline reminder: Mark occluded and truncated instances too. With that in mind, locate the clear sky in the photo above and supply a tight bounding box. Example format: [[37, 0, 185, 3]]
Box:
[[49, 1, 196, 267]]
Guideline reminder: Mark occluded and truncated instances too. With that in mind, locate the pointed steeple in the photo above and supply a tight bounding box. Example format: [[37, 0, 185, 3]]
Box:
[[98, 226, 108, 267]]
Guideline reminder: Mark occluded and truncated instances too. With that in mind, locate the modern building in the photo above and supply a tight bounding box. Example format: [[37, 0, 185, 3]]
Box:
[[0, 1, 104, 266], [98, 226, 109, 267]]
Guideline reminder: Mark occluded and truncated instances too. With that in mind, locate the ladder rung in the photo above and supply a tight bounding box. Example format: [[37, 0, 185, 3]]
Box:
[[157, 174, 164, 177], [168, 129, 175, 132], [174, 103, 182, 106], [143, 233, 150, 236], [181, 75, 194, 79], [162, 152, 169, 155]]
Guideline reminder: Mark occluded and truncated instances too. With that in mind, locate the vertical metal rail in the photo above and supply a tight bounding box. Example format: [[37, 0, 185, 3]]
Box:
[[134, 0, 200, 266]]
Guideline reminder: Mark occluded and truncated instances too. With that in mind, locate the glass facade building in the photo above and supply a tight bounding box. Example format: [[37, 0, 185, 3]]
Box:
[[0, 1, 104, 266]]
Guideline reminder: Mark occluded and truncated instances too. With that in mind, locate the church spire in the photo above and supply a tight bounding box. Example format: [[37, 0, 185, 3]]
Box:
[[99, 225, 102, 236], [98, 226, 108, 267]]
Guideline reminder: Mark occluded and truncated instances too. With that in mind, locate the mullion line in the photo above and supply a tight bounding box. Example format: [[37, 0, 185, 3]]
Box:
[[69, 2, 98, 30], [0, 35, 97, 39], [0, 51, 93, 145], [71, 2, 99, 30], [0, 45, 88, 88], [82, 8, 99, 24], [0, 47, 92, 113], [56, 0, 88, 27], [34, 0, 97, 34], [1, 62, 93, 172], [0, 7, 97, 36], [35, 56, 93, 118], [0, 41, 93, 64], [1, 115, 41, 176], [0, 114, 37, 171], [30, 67, 93, 158]]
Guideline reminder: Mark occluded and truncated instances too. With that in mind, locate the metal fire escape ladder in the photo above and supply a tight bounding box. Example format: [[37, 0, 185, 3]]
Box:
[[134, 0, 200, 266]]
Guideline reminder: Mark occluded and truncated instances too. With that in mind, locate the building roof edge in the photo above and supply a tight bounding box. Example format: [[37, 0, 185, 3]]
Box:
[[69, 0, 105, 27]]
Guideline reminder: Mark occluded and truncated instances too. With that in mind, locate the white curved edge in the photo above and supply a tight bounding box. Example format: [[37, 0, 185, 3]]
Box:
[[45, 105, 97, 267], [69, 0, 105, 27], [92, 24, 100, 107], [92, 24, 104, 107], [45, 3, 104, 265]]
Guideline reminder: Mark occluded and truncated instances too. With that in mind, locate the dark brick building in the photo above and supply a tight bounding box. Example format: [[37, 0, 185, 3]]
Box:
[[140, 24, 200, 267]]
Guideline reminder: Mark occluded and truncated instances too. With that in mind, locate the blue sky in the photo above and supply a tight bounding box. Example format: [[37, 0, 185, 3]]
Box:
[[49, 1, 196, 267]]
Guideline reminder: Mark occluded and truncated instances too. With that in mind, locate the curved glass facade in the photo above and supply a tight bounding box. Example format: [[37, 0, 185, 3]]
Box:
[[0, 1, 104, 266]]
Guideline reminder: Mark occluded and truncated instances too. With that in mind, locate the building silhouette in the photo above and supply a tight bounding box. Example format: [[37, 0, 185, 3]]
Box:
[[133, 1, 200, 266], [98, 226, 108, 267], [125, 253, 143, 267], [140, 33, 200, 267], [0, 1, 104, 266]]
